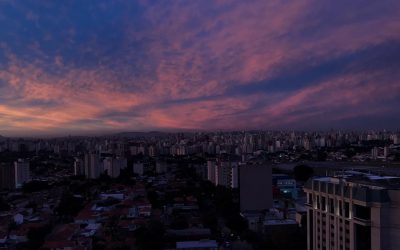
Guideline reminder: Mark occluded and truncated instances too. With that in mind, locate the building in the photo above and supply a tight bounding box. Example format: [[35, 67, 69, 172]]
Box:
[[207, 161, 216, 184], [14, 159, 30, 188], [239, 164, 272, 211], [0, 162, 15, 189], [384, 146, 390, 158], [207, 160, 239, 188], [304, 171, 400, 250], [273, 174, 298, 199], [115, 157, 127, 170], [176, 240, 218, 250], [103, 157, 122, 178], [393, 134, 399, 145], [84, 153, 101, 179], [74, 158, 85, 176], [215, 162, 232, 187], [156, 161, 167, 174], [231, 165, 239, 188], [371, 147, 378, 160], [133, 162, 144, 176]]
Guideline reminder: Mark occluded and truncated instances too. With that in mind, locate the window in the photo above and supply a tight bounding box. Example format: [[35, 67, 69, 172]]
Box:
[[329, 198, 335, 213], [354, 204, 370, 220], [322, 197, 326, 211], [339, 201, 343, 216], [344, 202, 350, 218]]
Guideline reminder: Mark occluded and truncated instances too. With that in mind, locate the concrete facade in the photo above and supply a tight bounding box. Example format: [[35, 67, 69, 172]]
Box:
[[304, 172, 400, 250]]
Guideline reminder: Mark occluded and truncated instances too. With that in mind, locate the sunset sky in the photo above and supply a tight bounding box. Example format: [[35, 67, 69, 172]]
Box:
[[0, 0, 400, 136]]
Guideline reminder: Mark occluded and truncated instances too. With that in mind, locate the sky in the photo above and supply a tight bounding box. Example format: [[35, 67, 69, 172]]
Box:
[[0, 0, 400, 136]]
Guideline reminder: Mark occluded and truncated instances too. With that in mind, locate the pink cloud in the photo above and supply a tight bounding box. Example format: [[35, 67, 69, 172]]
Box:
[[1, 0, 400, 135]]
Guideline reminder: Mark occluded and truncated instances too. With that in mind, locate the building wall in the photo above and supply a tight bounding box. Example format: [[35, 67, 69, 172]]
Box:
[[305, 179, 400, 250], [239, 164, 272, 211], [156, 161, 167, 174], [84, 153, 101, 179], [386, 191, 400, 250], [207, 161, 216, 184], [133, 163, 144, 176], [74, 158, 84, 175], [14, 160, 30, 188], [216, 162, 231, 187], [231, 165, 239, 189], [0, 163, 15, 189]]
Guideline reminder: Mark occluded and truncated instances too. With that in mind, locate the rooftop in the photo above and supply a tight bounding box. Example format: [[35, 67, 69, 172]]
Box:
[[176, 240, 218, 249], [305, 171, 400, 190]]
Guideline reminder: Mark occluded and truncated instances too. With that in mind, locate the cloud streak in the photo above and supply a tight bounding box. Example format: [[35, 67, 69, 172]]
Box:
[[0, 0, 399, 136]]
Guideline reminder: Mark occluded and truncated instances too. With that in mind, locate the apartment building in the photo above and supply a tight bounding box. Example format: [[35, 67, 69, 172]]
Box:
[[304, 171, 400, 250]]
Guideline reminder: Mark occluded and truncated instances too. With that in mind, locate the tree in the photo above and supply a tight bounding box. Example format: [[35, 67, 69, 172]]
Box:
[[293, 165, 314, 182], [226, 213, 248, 235], [55, 192, 84, 217], [147, 190, 161, 208], [135, 220, 165, 250], [0, 196, 10, 211], [22, 181, 50, 193], [27, 224, 51, 250], [170, 215, 189, 230]]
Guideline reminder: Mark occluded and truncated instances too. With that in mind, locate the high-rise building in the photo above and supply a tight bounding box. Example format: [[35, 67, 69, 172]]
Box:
[[384, 146, 390, 158], [208, 160, 239, 188], [14, 159, 30, 188], [74, 158, 84, 176], [133, 162, 144, 176], [393, 134, 399, 145], [148, 145, 156, 157], [84, 153, 101, 179], [103, 157, 123, 178], [215, 162, 232, 187], [115, 157, 127, 170], [231, 165, 239, 189], [207, 161, 216, 184], [371, 147, 378, 160], [304, 171, 400, 250], [0, 163, 15, 189], [156, 161, 167, 174], [239, 164, 272, 212]]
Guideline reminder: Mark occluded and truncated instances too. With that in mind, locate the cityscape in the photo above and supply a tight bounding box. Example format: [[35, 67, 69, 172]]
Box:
[[1, 1, 400, 250], [0, 131, 400, 249]]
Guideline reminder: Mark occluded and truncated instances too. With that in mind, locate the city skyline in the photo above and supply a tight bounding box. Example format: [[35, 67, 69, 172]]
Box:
[[1, 0, 400, 137]]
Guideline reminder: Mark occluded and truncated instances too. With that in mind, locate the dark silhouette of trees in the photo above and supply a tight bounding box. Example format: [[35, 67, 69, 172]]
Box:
[[27, 224, 52, 250], [293, 165, 314, 182], [135, 220, 165, 250], [22, 181, 50, 193], [55, 192, 84, 217], [0, 196, 10, 211]]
